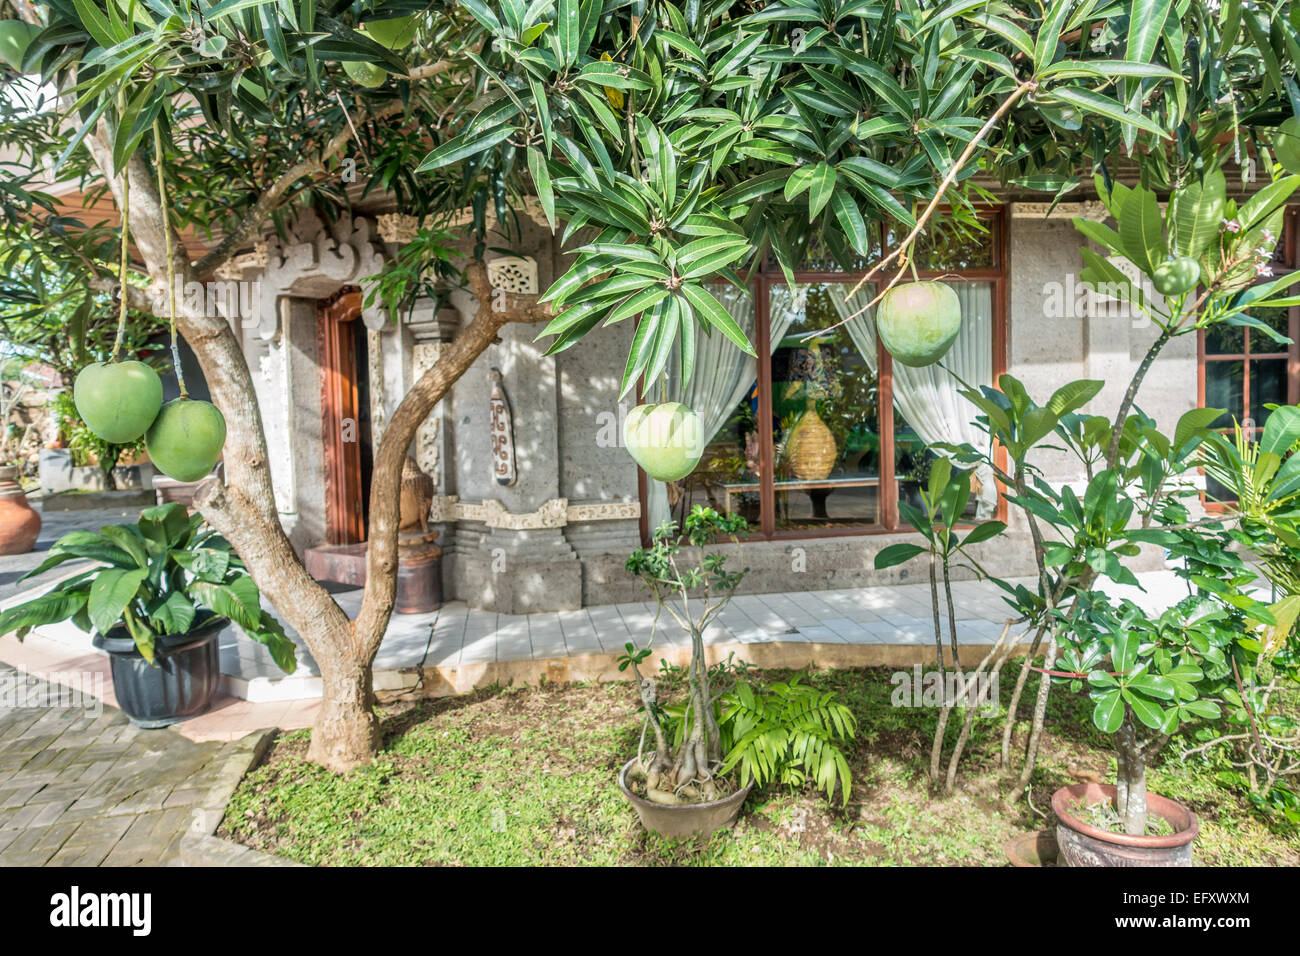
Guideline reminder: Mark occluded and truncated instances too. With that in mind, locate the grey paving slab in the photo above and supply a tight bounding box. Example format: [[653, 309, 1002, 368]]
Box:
[[0, 663, 234, 867]]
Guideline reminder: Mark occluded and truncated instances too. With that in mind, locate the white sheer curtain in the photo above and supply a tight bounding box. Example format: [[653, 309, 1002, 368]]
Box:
[[825, 282, 999, 518], [645, 284, 802, 529]]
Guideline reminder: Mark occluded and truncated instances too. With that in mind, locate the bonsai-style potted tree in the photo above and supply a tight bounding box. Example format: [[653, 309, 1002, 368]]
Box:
[[0, 502, 296, 726], [619, 505, 854, 836]]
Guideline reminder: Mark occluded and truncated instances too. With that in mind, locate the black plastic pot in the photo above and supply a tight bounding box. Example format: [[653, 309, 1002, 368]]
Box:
[[92, 611, 228, 728]]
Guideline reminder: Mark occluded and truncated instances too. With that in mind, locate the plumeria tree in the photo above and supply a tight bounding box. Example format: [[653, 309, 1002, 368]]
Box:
[[1, 0, 1297, 772]]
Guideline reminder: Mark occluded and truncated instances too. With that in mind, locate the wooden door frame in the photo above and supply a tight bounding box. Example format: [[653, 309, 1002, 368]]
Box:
[[318, 287, 366, 545]]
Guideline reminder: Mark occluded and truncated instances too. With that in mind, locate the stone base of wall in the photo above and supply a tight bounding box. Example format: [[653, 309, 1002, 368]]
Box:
[[579, 531, 1046, 607], [442, 529, 1172, 611], [444, 549, 584, 613]]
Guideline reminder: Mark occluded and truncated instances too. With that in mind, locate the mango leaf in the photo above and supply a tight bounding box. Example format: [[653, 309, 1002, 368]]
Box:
[[416, 125, 514, 172], [1049, 87, 1168, 136]]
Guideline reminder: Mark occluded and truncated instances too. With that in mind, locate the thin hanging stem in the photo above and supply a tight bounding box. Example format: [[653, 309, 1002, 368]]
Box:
[[110, 92, 130, 363], [154, 120, 187, 398]]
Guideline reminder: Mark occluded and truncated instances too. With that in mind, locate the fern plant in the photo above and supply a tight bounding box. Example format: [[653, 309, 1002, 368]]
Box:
[[717, 679, 856, 806]]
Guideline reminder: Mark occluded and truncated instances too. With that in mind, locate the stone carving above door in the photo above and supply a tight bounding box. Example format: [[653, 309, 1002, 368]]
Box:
[[249, 213, 389, 339]]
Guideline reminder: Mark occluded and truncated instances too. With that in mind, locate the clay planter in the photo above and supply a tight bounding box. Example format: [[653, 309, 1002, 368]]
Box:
[[618, 758, 752, 838], [93, 612, 227, 728], [1004, 829, 1059, 867], [0, 465, 40, 555], [1053, 783, 1198, 867]]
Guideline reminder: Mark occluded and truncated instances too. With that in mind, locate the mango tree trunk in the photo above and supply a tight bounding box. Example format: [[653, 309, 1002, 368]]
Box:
[[85, 133, 549, 772]]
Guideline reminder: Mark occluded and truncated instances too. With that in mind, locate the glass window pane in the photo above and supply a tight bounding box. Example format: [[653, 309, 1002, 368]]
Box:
[[769, 284, 882, 530], [891, 282, 997, 520], [1246, 305, 1292, 351], [1205, 467, 1236, 505], [652, 286, 761, 531], [794, 232, 881, 272], [1250, 358, 1288, 429], [675, 393, 761, 526], [1205, 359, 1244, 428], [884, 220, 996, 270], [1204, 322, 1245, 355]]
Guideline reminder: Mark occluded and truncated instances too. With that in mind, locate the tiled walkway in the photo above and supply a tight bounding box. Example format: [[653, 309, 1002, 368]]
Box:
[[0, 664, 235, 866], [223, 570, 1186, 684], [1, 568, 1191, 743]]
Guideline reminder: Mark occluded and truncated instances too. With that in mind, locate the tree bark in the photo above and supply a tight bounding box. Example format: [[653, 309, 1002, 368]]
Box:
[[1115, 712, 1149, 835]]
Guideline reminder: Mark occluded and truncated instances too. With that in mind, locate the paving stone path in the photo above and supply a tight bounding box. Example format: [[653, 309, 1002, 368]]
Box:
[[0, 663, 235, 866]]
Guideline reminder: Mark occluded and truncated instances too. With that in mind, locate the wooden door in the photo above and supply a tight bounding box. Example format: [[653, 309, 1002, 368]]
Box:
[[319, 288, 366, 544]]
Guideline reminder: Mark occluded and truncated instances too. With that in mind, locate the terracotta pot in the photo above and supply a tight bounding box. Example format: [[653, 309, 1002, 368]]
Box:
[[0, 465, 40, 555], [618, 758, 752, 838], [1004, 829, 1059, 867], [1053, 783, 1198, 867]]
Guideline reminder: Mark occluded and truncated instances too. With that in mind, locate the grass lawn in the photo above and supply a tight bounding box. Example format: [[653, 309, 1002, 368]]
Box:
[[219, 666, 1300, 866]]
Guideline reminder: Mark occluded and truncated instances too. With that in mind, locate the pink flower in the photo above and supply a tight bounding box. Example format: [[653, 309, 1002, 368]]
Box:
[[1256, 262, 1274, 277], [1222, 218, 1241, 233]]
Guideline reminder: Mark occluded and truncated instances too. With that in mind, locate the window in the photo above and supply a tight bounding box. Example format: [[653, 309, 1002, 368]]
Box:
[[1199, 208, 1300, 503], [639, 208, 1007, 540]]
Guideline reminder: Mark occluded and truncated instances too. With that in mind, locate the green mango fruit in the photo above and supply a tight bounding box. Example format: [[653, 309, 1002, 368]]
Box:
[[1152, 256, 1202, 296], [146, 399, 227, 482], [342, 59, 388, 89], [1275, 117, 1300, 175], [73, 361, 163, 444], [360, 16, 418, 50], [624, 403, 704, 482], [876, 281, 963, 368], [0, 20, 41, 73]]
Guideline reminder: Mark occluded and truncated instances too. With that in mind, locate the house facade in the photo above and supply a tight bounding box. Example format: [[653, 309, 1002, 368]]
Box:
[[207, 174, 1299, 614]]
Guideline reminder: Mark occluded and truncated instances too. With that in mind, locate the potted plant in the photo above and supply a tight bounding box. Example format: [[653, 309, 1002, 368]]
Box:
[[932, 164, 1300, 863], [618, 505, 855, 836], [0, 502, 296, 727]]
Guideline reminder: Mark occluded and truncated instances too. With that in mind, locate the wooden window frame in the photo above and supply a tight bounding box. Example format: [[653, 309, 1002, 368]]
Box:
[[638, 206, 1009, 544], [1198, 207, 1300, 510]]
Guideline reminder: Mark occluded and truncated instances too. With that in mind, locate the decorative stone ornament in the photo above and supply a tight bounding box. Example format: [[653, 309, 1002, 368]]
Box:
[[486, 256, 540, 296], [250, 213, 388, 339], [489, 368, 518, 487]]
